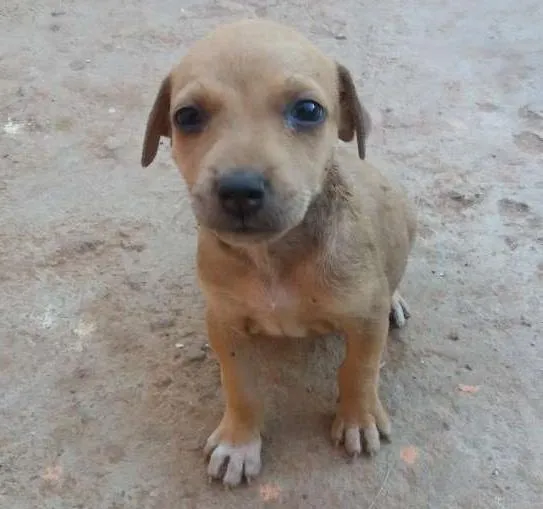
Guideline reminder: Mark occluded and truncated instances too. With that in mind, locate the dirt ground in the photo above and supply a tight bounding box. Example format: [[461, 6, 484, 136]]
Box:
[[1, 1, 542, 508]]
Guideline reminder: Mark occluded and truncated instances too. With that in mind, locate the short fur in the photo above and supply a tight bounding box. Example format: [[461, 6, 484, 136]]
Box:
[[141, 19, 416, 487]]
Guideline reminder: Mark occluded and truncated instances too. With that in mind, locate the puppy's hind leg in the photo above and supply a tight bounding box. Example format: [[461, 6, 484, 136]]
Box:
[[389, 290, 410, 329]]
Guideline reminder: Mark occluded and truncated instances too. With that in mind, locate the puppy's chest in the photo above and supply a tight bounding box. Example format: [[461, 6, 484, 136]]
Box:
[[239, 271, 333, 338]]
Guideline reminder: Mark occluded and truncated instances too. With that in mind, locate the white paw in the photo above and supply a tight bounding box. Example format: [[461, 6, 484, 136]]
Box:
[[390, 291, 410, 329], [205, 436, 262, 487], [331, 392, 391, 457], [331, 413, 391, 456]]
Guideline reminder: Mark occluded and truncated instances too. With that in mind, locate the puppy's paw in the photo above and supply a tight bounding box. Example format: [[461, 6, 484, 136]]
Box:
[[331, 395, 391, 457], [204, 425, 262, 487], [390, 291, 410, 329]]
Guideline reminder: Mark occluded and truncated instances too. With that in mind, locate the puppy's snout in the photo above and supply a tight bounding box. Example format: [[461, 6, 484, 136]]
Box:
[[217, 170, 268, 218]]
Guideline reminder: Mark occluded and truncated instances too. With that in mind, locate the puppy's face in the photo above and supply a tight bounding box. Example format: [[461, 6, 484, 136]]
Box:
[[142, 20, 369, 245]]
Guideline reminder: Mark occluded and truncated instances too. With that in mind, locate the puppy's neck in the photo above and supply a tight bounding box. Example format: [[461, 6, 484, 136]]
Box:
[[302, 162, 354, 242]]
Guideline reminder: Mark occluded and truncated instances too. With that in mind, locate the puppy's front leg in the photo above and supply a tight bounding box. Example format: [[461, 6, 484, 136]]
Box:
[[204, 308, 262, 486], [332, 309, 391, 456]]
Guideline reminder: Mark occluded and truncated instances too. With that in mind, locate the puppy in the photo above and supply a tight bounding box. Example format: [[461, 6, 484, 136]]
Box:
[[142, 19, 416, 486]]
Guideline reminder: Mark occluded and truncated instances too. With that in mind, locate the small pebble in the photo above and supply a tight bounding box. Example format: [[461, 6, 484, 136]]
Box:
[[154, 375, 172, 388], [448, 331, 460, 341], [520, 315, 532, 327], [69, 60, 86, 71], [104, 135, 122, 151], [150, 318, 175, 332], [185, 346, 206, 362]]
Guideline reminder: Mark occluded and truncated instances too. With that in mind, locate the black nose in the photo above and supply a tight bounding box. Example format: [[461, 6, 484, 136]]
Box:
[[217, 170, 267, 218]]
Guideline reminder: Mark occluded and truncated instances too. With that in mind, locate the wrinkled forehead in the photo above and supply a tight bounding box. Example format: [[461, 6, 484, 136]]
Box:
[[170, 30, 338, 102]]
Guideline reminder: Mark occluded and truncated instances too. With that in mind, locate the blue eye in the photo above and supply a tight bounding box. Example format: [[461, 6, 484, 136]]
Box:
[[287, 99, 326, 129], [173, 106, 207, 133]]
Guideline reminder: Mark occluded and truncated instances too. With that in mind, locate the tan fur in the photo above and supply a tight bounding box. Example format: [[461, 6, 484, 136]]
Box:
[[141, 19, 416, 486]]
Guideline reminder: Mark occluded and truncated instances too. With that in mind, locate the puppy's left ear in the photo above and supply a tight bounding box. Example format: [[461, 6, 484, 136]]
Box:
[[141, 75, 172, 167], [336, 63, 371, 160]]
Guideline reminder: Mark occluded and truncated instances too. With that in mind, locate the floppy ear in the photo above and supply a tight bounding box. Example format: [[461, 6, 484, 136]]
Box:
[[141, 76, 172, 167], [336, 63, 371, 160]]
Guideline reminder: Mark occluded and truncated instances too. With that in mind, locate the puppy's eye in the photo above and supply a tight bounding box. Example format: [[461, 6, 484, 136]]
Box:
[[173, 106, 206, 133], [286, 99, 326, 129]]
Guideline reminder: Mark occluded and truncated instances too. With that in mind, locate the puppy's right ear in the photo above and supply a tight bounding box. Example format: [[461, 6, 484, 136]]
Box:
[[141, 76, 171, 167]]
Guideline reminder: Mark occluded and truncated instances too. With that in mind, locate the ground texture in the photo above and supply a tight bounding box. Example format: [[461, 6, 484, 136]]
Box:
[[1, 1, 542, 508]]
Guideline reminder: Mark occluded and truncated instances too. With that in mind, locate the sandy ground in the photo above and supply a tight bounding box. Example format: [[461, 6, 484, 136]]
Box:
[[1, 1, 542, 508]]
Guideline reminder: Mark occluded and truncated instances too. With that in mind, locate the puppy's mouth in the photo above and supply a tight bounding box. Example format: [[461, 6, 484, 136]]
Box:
[[205, 216, 285, 243], [191, 196, 305, 245], [215, 229, 282, 246], [190, 172, 311, 244]]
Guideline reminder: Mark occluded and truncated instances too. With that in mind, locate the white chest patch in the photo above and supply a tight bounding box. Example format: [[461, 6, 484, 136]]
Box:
[[264, 282, 295, 310], [247, 282, 309, 338]]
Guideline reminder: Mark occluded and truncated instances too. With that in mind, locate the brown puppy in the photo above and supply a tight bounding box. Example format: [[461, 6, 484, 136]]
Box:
[[142, 19, 416, 486]]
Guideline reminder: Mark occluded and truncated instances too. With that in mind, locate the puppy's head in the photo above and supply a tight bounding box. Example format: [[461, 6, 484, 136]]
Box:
[[142, 20, 370, 245]]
